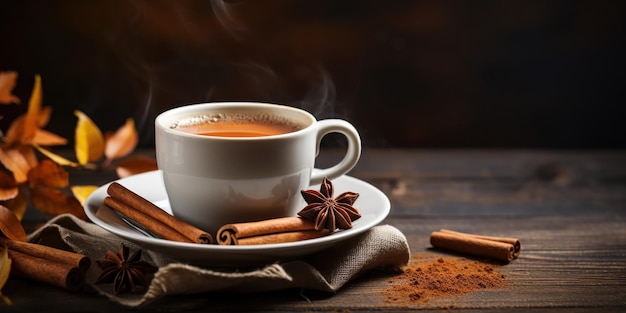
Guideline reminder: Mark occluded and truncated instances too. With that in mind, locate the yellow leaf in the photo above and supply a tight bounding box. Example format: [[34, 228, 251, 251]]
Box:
[[33, 144, 80, 167], [29, 187, 88, 220], [22, 75, 42, 143], [71, 185, 98, 207], [105, 118, 138, 160], [27, 159, 69, 188], [0, 205, 27, 241], [0, 71, 20, 104], [0, 245, 12, 305], [115, 155, 158, 178], [74, 110, 104, 165]]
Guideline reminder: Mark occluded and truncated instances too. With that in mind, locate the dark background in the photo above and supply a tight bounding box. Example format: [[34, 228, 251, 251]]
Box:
[[1, 0, 625, 148]]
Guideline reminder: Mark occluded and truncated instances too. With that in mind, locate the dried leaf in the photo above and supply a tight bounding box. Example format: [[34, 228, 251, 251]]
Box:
[[27, 159, 69, 188], [0, 205, 28, 241], [0, 171, 18, 201], [71, 185, 98, 207], [74, 110, 104, 165], [0, 187, 18, 202], [115, 155, 158, 178], [0, 245, 12, 305], [22, 75, 42, 144], [0, 71, 20, 104], [29, 187, 88, 220], [3, 106, 53, 146], [33, 144, 80, 167], [3, 114, 26, 146], [0, 146, 38, 183], [36, 106, 52, 127], [105, 118, 138, 160], [32, 129, 67, 146], [1, 190, 26, 221]]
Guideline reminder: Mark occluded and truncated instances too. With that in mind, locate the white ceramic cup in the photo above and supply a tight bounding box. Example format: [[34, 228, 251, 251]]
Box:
[[155, 102, 361, 234]]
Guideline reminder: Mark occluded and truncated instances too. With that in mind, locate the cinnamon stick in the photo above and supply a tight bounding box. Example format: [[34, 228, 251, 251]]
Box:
[[439, 229, 521, 259], [217, 216, 329, 245], [106, 182, 212, 244], [0, 237, 90, 271], [430, 230, 520, 262], [102, 198, 193, 243], [7, 249, 85, 291]]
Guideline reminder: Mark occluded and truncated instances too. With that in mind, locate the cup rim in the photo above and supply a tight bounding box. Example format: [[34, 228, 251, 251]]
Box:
[[155, 102, 317, 140]]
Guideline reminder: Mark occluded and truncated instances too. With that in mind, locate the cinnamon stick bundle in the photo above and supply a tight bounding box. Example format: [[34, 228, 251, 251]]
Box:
[[2, 240, 88, 291], [0, 237, 90, 271], [105, 182, 212, 244], [217, 216, 329, 245], [430, 229, 521, 262]]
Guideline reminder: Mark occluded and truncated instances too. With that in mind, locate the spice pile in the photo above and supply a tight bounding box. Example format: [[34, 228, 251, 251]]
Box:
[[384, 255, 506, 305]]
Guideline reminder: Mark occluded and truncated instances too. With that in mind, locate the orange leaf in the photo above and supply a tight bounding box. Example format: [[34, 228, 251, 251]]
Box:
[[1, 189, 27, 221], [3, 106, 54, 146], [32, 129, 67, 146], [74, 110, 104, 164], [0, 171, 18, 201], [0, 146, 38, 183], [71, 185, 98, 207], [36, 106, 52, 127], [115, 155, 158, 178], [0, 186, 18, 202], [29, 187, 87, 220], [22, 74, 42, 143], [105, 118, 138, 160], [0, 205, 28, 241], [3, 114, 26, 146], [0, 71, 20, 104], [27, 159, 69, 188]]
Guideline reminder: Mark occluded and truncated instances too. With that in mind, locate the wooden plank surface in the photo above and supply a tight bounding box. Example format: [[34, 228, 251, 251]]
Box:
[[5, 149, 626, 312]]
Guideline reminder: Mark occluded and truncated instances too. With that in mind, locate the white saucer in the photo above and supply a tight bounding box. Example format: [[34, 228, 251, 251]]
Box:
[[84, 170, 390, 267]]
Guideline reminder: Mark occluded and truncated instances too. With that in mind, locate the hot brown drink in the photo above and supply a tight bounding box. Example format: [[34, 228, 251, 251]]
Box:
[[170, 112, 305, 137]]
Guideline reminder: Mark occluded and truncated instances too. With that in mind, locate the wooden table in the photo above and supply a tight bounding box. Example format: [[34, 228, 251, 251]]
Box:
[[5, 149, 626, 312]]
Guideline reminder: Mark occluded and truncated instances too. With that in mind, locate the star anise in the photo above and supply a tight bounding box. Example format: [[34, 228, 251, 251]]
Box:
[[95, 243, 158, 295], [298, 177, 361, 231]]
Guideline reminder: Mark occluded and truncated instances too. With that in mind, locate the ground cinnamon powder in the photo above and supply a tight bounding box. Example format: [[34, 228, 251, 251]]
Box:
[[384, 255, 507, 305]]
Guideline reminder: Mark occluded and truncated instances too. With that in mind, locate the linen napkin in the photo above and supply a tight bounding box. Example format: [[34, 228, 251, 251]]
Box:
[[28, 214, 410, 307]]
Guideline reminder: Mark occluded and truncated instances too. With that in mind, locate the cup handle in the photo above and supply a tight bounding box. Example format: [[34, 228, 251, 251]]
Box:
[[310, 119, 362, 185]]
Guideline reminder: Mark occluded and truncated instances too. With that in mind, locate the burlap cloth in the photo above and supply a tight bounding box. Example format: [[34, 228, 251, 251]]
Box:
[[28, 214, 410, 307]]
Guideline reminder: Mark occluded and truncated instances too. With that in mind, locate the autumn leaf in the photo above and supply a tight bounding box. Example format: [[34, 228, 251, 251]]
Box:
[[105, 118, 138, 161], [0, 205, 28, 242], [0, 245, 11, 305], [27, 159, 69, 188], [3, 106, 57, 147], [0, 146, 38, 183], [29, 187, 88, 220], [32, 129, 67, 146], [0, 172, 17, 201], [22, 75, 42, 144], [74, 110, 104, 165], [33, 144, 80, 167], [0, 71, 20, 104], [0, 170, 24, 220], [71, 185, 98, 207], [1, 191, 26, 221], [115, 155, 158, 178]]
